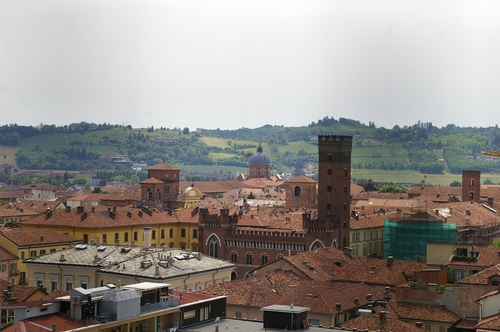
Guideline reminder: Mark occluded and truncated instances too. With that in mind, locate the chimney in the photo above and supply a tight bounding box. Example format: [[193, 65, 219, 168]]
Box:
[[143, 227, 152, 249], [344, 247, 353, 257], [91, 207, 95, 213], [40, 236, 44, 242], [354, 298, 359, 305], [370, 266, 376, 273], [336, 303, 341, 311], [66, 206, 71, 213], [366, 294, 372, 301], [387, 256, 394, 266], [379, 311, 387, 323]]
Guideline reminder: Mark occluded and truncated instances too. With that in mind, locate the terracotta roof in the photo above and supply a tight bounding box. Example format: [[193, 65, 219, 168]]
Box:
[[458, 264, 500, 285], [475, 313, 500, 329], [0, 228, 83, 246], [0, 245, 18, 261], [350, 213, 386, 230], [281, 246, 426, 286], [454, 319, 480, 329], [0, 200, 64, 217], [241, 177, 284, 188], [448, 246, 500, 268], [339, 315, 424, 332], [285, 175, 317, 183], [42, 289, 70, 300], [388, 301, 461, 324], [147, 162, 179, 170], [139, 177, 166, 184], [204, 269, 385, 315], [0, 279, 43, 305], [19, 183, 64, 191], [20, 206, 180, 229], [1, 313, 91, 332]]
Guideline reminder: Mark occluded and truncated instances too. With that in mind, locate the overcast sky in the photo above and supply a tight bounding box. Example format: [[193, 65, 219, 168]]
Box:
[[1, 1, 499, 130]]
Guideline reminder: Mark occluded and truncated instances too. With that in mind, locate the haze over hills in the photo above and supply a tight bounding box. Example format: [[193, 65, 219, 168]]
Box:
[[1, 117, 500, 187]]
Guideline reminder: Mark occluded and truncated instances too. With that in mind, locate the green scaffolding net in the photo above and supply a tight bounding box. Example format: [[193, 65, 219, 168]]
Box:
[[383, 216, 457, 261]]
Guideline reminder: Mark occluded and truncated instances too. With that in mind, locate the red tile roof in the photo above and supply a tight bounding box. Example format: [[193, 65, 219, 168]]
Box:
[[148, 162, 179, 170], [0, 228, 83, 246], [448, 246, 500, 268], [458, 264, 500, 285], [21, 206, 180, 229], [0, 279, 43, 305], [285, 175, 317, 183], [281, 246, 426, 286], [140, 177, 166, 184], [0, 246, 18, 261], [388, 301, 461, 324], [476, 313, 500, 329], [339, 315, 424, 332], [204, 269, 384, 315]]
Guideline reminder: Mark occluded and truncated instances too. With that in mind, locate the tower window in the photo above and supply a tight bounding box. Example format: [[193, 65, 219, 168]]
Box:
[[470, 179, 474, 186], [328, 154, 333, 161], [327, 185, 332, 192], [328, 169, 332, 175], [294, 186, 301, 197]]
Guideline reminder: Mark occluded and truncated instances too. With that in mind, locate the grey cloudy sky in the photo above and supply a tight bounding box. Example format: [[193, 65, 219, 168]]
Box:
[[1, 1, 499, 130]]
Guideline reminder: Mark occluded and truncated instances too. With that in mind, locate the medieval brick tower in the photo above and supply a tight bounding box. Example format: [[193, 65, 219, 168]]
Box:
[[462, 170, 481, 203], [317, 135, 352, 249]]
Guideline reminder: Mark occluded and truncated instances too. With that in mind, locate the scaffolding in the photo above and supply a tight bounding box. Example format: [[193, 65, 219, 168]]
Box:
[[383, 213, 457, 261]]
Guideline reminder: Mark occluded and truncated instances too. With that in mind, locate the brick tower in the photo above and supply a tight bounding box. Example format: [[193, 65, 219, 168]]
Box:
[[462, 170, 481, 203], [317, 135, 352, 249]]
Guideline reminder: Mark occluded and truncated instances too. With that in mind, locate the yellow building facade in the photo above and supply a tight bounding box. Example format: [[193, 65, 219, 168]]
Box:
[[349, 214, 385, 258], [21, 206, 200, 252]]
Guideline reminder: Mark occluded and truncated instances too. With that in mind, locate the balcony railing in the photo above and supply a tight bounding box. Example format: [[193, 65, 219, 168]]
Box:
[[140, 299, 181, 314]]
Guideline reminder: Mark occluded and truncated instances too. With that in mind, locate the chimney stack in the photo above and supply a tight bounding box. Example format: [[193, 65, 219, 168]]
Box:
[[143, 227, 152, 249]]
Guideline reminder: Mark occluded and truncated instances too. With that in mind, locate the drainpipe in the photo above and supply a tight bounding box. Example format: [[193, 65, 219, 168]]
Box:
[[212, 269, 219, 285], [183, 274, 190, 291]]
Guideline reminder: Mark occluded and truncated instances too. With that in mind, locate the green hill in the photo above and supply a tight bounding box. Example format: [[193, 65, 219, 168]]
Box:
[[2, 119, 500, 187]]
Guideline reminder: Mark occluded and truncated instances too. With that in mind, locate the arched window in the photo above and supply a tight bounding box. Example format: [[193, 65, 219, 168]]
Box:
[[261, 253, 269, 265], [470, 179, 474, 186], [327, 185, 332, 192], [246, 252, 253, 265], [209, 236, 220, 258], [146, 189, 152, 200], [230, 251, 237, 263], [328, 154, 333, 161], [469, 192, 474, 201], [327, 203, 331, 214], [294, 186, 301, 197], [328, 169, 332, 175]]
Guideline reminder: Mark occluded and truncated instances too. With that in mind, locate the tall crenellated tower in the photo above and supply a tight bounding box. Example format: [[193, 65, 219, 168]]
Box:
[[317, 135, 352, 249]]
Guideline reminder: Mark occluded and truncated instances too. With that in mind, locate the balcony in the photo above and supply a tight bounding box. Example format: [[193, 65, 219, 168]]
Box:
[[140, 299, 181, 315]]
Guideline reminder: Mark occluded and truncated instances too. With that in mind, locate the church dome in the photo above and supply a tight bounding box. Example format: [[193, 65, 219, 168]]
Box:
[[248, 142, 271, 166]]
